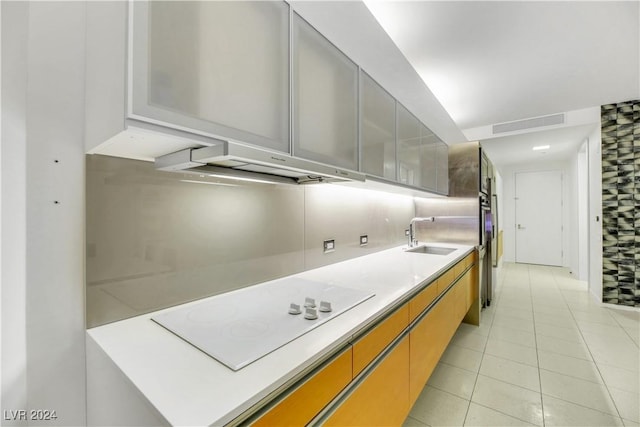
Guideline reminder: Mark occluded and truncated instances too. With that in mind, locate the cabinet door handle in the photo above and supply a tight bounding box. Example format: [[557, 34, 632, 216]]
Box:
[[517, 224, 526, 230]]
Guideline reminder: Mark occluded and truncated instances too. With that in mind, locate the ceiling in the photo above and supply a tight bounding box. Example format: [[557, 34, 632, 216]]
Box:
[[365, 1, 639, 131], [479, 123, 596, 167], [293, 1, 639, 169], [364, 0, 639, 168]]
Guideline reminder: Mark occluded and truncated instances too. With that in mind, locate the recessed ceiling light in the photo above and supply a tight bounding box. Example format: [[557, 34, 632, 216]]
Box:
[[532, 145, 550, 151]]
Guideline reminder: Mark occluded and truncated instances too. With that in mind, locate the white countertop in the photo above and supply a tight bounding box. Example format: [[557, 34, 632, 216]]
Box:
[[87, 242, 475, 426]]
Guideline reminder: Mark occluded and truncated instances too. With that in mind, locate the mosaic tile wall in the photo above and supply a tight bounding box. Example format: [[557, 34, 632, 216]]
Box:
[[601, 100, 640, 306]]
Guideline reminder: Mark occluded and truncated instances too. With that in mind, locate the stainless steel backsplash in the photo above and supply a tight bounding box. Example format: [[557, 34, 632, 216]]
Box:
[[86, 155, 414, 327], [413, 197, 479, 246], [414, 141, 480, 246]]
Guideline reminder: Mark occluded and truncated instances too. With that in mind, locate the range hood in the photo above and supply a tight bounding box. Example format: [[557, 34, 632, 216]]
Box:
[[156, 142, 365, 185]]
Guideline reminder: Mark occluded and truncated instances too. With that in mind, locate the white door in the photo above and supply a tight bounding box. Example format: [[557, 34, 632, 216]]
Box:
[[515, 170, 563, 266]]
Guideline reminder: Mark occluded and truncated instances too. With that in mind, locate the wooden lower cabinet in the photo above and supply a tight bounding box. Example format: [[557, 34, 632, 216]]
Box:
[[254, 250, 478, 426], [352, 304, 409, 376], [462, 267, 477, 314], [409, 283, 438, 322], [325, 336, 410, 427], [409, 276, 468, 406], [436, 267, 455, 294], [454, 274, 468, 323], [252, 347, 352, 427], [463, 262, 481, 326]]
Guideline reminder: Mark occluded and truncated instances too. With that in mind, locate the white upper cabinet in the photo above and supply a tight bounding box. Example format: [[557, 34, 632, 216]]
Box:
[[419, 125, 438, 191], [130, 1, 290, 152], [292, 14, 359, 171], [436, 141, 449, 195], [360, 72, 396, 181], [396, 103, 448, 194], [86, 1, 449, 193], [397, 104, 422, 187]]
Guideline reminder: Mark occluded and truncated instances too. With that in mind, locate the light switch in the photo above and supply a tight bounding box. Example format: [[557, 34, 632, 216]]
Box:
[[360, 235, 368, 246]]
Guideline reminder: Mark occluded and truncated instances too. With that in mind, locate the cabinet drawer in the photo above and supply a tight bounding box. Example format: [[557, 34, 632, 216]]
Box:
[[468, 250, 478, 267], [453, 258, 465, 278], [436, 267, 456, 294], [454, 278, 468, 322], [409, 292, 455, 405], [462, 271, 471, 314], [454, 252, 475, 278], [464, 267, 477, 312], [409, 282, 438, 322], [253, 347, 352, 427], [463, 252, 476, 269], [470, 264, 479, 301], [352, 304, 409, 376], [326, 336, 410, 427]]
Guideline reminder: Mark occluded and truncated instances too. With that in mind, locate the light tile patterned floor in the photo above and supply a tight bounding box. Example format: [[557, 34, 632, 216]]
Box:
[[404, 262, 640, 427]]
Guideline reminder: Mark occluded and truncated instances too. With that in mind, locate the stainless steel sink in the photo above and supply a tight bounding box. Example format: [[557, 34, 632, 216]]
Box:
[[406, 245, 456, 255]]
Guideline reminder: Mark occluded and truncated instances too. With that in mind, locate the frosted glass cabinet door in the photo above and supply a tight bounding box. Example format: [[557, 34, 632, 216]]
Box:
[[293, 15, 358, 170], [360, 72, 396, 180], [436, 141, 449, 194], [419, 125, 438, 191], [397, 104, 422, 187], [131, 1, 289, 152]]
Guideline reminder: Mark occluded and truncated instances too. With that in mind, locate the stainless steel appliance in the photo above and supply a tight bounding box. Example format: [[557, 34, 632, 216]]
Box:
[[480, 151, 490, 195], [480, 186, 493, 307], [152, 278, 374, 371], [429, 140, 495, 308]]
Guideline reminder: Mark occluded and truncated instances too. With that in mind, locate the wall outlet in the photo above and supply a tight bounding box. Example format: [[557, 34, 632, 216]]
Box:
[[360, 235, 368, 246], [323, 239, 335, 253]]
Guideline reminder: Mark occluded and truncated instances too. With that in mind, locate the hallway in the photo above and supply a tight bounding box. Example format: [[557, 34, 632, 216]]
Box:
[[404, 263, 640, 426]]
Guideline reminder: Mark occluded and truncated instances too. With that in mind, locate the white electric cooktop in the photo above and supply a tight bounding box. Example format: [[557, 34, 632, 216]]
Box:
[[152, 278, 375, 371]]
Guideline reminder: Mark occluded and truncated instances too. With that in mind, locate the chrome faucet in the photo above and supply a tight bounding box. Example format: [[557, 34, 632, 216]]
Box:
[[408, 217, 435, 247]]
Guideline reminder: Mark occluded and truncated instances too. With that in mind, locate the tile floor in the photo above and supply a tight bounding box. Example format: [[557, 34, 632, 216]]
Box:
[[404, 262, 640, 427]]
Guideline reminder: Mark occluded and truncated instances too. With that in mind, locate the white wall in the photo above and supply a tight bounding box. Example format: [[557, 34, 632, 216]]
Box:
[[587, 126, 603, 302], [500, 159, 575, 268], [493, 169, 504, 268], [566, 150, 579, 276], [577, 141, 589, 281], [1, 3, 86, 425], [1, 2, 29, 422]]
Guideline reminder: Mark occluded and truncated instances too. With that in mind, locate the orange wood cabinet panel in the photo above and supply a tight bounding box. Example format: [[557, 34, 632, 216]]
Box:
[[436, 267, 456, 294], [464, 266, 478, 312], [443, 286, 461, 341], [470, 250, 479, 266], [326, 336, 410, 427], [470, 263, 479, 300], [453, 259, 465, 278], [408, 287, 460, 405], [352, 304, 409, 376], [408, 283, 438, 322], [468, 252, 477, 268], [252, 347, 353, 427], [454, 276, 469, 323], [457, 252, 475, 276]]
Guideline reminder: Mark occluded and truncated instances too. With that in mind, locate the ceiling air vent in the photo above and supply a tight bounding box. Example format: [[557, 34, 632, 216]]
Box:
[[492, 113, 565, 135]]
